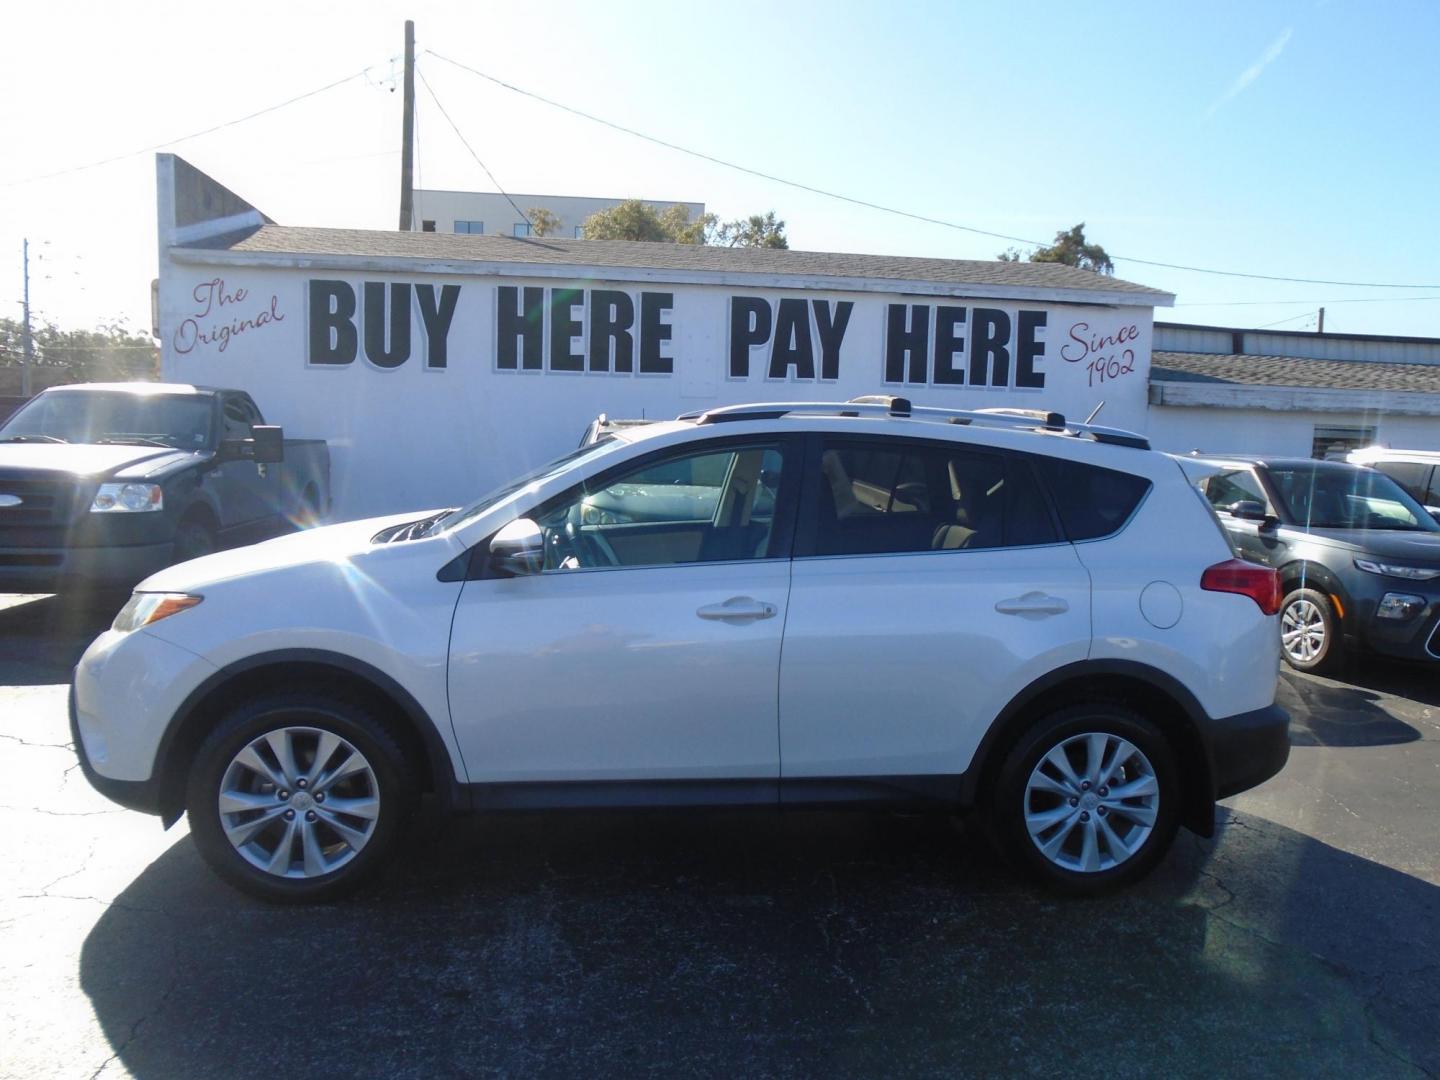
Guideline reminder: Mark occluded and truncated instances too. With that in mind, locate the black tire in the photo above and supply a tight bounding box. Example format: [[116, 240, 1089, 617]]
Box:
[[185, 690, 417, 903], [989, 704, 1181, 896], [172, 517, 217, 564], [1278, 587, 1339, 674]]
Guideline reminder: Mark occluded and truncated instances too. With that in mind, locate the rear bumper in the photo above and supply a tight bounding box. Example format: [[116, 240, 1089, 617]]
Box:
[[68, 680, 162, 815], [0, 541, 172, 592], [1204, 702, 1290, 800]]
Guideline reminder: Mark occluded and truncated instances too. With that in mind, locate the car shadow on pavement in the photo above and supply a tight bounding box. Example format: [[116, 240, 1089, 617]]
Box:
[[1278, 671, 1423, 748], [0, 592, 123, 686], [77, 807, 1439, 1078]]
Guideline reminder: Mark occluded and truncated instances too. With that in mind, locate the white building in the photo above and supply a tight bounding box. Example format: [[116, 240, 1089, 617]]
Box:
[[156, 155, 1171, 521], [411, 189, 706, 239]]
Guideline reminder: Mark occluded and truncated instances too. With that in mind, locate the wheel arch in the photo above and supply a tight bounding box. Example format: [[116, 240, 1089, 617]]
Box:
[[153, 649, 461, 827], [1277, 559, 1351, 622], [962, 660, 1218, 837]]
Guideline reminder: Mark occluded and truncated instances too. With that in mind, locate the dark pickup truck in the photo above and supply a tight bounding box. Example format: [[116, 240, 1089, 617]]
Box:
[[0, 382, 329, 592]]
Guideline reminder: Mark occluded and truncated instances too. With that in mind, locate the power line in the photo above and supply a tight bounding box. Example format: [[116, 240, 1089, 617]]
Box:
[[1176, 294, 1440, 307], [425, 49, 1440, 291], [1, 67, 376, 189], [415, 65, 532, 230]]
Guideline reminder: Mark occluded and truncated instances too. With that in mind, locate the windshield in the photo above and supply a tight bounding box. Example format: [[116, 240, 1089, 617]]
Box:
[[0, 391, 214, 449], [1266, 464, 1439, 532], [433, 436, 631, 533]]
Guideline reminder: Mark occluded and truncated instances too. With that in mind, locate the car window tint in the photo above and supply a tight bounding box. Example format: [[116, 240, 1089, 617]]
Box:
[[1204, 470, 1268, 513], [1034, 457, 1151, 541], [1005, 458, 1060, 546], [1372, 461, 1431, 504], [535, 444, 786, 570], [812, 439, 1024, 556]]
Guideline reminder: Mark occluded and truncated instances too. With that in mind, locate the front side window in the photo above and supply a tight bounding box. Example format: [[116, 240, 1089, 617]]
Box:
[[1266, 464, 1439, 531], [534, 443, 788, 570], [808, 438, 1057, 557]]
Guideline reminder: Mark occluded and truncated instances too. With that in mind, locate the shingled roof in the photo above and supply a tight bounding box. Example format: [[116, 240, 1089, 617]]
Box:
[[1152, 351, 1440, 394], [179, 225, 1172, 305]]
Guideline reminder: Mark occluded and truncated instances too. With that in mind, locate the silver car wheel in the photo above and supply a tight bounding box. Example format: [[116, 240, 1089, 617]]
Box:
[[217, 725, 381, 879], [1023, 732, 1159, 873], [1281, 597, 1326, 664]]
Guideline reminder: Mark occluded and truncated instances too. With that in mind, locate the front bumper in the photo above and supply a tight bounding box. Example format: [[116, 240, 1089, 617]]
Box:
[[69, 681, 162, 815], [1204, 702, 1290, 800], [0, 540, 173, 592]]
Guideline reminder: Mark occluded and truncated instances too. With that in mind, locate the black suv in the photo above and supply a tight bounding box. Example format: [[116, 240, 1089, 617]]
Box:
[[1199, 457, 1440, 672]]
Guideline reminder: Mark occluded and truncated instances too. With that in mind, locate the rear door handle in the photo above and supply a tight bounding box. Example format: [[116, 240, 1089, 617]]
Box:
[[995, 592, 1070, 618], [697, 596, 778, 622]]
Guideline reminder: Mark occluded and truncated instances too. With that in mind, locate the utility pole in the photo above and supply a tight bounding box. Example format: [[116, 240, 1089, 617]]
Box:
[[1317, 307, 1325, 334], [398, 20, 416, 231], [21, 239, 33, 398]]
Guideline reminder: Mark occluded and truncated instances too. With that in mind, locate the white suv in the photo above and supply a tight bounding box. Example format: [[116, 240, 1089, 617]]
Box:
[[71, 397, 1288, 902]]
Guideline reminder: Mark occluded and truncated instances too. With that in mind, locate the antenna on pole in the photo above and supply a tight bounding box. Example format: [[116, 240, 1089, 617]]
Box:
[[398, 20, 416, 230], [1084, 400, 1105, 425]]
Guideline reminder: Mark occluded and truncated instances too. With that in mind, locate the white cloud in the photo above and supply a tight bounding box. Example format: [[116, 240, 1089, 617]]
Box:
[[1206, 27, 1294, 116]]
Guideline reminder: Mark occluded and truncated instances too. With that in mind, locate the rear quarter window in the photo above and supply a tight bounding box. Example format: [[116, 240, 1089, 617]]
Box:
[[1033, 457, 1152, 541]]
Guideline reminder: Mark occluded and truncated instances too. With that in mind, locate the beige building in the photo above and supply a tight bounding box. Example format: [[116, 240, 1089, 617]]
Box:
[[411, 189, 705, 239]]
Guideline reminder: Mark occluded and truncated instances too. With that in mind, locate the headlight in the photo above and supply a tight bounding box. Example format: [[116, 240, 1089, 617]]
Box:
[[1354, 557, 1440, 581], [112, 592, 202, 632], [92, 483, 163, 513]]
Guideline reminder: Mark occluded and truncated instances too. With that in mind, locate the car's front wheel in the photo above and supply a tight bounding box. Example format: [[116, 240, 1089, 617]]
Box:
[[185, 691, 416, 903], [1279, 587, 1338, 673], [990, 704, 1180, 895]]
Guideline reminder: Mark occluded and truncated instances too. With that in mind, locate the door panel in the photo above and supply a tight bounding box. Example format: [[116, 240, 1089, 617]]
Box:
[[778, 545, 1091, 779], [447, 560, 791, 782]]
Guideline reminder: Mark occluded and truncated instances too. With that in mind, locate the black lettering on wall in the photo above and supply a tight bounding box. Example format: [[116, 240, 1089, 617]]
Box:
[[1016, 310, 1047, 389], [496, 285, 544, 370], [416, 284, 460, 370], [549, 288, 585, 372], [969, 308, 1011, 388], [885, 304, 930, 384], [308, 280, 357, 365], [589, 290, 634, 373], [812, 300, 852, 380], [640, 292, 674, 374], [729, 297, 771, 378], [363, 282, 411, 369], [933, 305, 968, 385], [768, 298, 815, 380]]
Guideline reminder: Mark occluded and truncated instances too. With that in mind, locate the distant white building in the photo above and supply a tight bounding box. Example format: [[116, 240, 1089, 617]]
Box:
[[411, 189, 706, 239]]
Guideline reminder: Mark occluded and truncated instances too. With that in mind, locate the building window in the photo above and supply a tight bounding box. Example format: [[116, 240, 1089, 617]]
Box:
[[513, 222, 533, 238], [454, 220, 484, 235], [420, 220, 436, 232], [1312, 425, 1376, 461], [574, 225, 584, 239]]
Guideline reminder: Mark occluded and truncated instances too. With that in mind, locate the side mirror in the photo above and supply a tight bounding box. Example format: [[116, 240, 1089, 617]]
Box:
[[251, 425, 285, 465], [1428, 507, 1440, 526], [1229, 500, 1268, 522], [490, 518, 545, 576]]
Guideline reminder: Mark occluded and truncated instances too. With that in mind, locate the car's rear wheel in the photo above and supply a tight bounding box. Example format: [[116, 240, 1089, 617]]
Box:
[[1279, 587, 1338, 673], [185, 691, 416, 903], [990, 704, 1180, 895]]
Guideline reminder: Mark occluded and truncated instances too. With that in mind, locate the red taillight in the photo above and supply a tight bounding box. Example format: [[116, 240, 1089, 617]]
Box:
[[1201, 559, 1282, 616]]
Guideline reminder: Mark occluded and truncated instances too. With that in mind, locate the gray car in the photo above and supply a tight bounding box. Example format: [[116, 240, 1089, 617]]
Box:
[[1198, 457, 1440, 672]]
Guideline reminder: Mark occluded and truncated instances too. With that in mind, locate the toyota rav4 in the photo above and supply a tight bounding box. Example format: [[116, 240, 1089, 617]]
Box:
[[71, 397, 1288, 902]]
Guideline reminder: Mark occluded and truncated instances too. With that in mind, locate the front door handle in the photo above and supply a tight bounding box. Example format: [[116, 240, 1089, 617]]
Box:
[[995, 592, 1070, 618], [696, 596, 778, 622]]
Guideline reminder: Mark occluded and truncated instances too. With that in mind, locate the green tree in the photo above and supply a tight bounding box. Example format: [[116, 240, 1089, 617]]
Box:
[[526, 207, 562, 237], [0, 317, 158, 396], [579, 201, 789, 248], [998, 224, 1114, 274]]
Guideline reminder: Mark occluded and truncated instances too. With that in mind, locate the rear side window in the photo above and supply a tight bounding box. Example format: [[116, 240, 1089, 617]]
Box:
[[1034, 457, 1151, 541], [809, 438, 1058, 556]]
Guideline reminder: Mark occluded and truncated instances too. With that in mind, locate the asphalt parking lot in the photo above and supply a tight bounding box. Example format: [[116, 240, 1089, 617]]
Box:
[[1, 592, 1437, 1079]]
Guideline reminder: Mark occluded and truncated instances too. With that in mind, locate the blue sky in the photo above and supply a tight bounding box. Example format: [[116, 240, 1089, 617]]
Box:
[[3, 0, 1438, 336]]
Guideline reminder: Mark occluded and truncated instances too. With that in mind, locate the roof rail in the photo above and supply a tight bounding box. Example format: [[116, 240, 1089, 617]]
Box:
[[679, 397, 1149, 449]]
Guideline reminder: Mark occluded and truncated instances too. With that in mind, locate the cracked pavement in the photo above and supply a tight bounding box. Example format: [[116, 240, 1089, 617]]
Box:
[[1, 591, 1438, 1078]]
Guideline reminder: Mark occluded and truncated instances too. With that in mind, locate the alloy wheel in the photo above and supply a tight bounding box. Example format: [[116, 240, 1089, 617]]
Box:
[[216, 725, 381, 879], [1281, 597, 1326, 664], [1023, 732, 1160, 873]]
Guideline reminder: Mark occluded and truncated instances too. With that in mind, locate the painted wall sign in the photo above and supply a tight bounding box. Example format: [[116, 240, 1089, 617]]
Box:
[[173, 277, 284, 355]]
